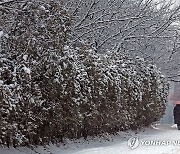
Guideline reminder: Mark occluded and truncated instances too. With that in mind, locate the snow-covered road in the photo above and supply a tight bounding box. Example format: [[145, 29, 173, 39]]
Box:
[[1, 124, 180, 154], [62, 124, 180, 154]]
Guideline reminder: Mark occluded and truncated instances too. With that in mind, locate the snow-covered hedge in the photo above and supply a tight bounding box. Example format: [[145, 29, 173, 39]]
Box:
[[69, 47, 169, 135], [0, 0, 169, 147]]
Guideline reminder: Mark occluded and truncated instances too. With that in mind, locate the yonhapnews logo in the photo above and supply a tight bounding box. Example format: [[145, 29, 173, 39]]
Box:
[[127, 137, 180, 149], [127, 136, 139, 149]]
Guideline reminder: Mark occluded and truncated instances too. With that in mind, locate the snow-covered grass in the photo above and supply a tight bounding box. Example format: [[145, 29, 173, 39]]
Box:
[[1, 124, 180, 154]]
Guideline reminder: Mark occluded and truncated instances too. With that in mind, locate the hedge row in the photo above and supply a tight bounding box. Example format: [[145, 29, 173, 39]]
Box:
[[0, 0, 169, 147]]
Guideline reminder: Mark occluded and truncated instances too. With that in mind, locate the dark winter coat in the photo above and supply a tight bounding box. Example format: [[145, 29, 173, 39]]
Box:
[[174, 104, 180, 124]]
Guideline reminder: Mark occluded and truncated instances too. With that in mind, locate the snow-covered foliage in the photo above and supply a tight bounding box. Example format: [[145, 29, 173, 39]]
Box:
[[0, 0, 169, 147], [0, 0, 72, 146], [71, 48, 169, 133]]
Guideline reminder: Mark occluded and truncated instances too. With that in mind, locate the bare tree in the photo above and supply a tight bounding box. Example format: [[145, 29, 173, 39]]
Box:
[[64, 0, 180, 80], [1, 0, 180, 80]]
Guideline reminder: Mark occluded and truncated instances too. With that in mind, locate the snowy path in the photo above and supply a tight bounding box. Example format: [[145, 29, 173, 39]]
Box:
[[63, 124, 180, 154], [1, 124, 180, 154]]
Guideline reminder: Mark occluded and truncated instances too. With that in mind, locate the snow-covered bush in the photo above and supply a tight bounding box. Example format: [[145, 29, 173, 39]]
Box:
[[65, 46, 169, 136], [0, 0, 169, 147], [0, 0, 72, 146]]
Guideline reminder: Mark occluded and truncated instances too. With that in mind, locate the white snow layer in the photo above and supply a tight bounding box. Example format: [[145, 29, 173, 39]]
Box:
[[1, 124, 180, 154], [23, 66, 31, 74], [0, 31, 3, 38], [23, 55, 28, 61]]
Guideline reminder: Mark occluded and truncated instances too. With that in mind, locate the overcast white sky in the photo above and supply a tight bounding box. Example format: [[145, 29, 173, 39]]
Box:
[[156, 0, 179, 5], [168, 0, 180, 5]]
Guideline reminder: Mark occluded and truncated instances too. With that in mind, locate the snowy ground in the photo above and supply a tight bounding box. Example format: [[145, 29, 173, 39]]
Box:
[[1, 124, 180, 154]]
